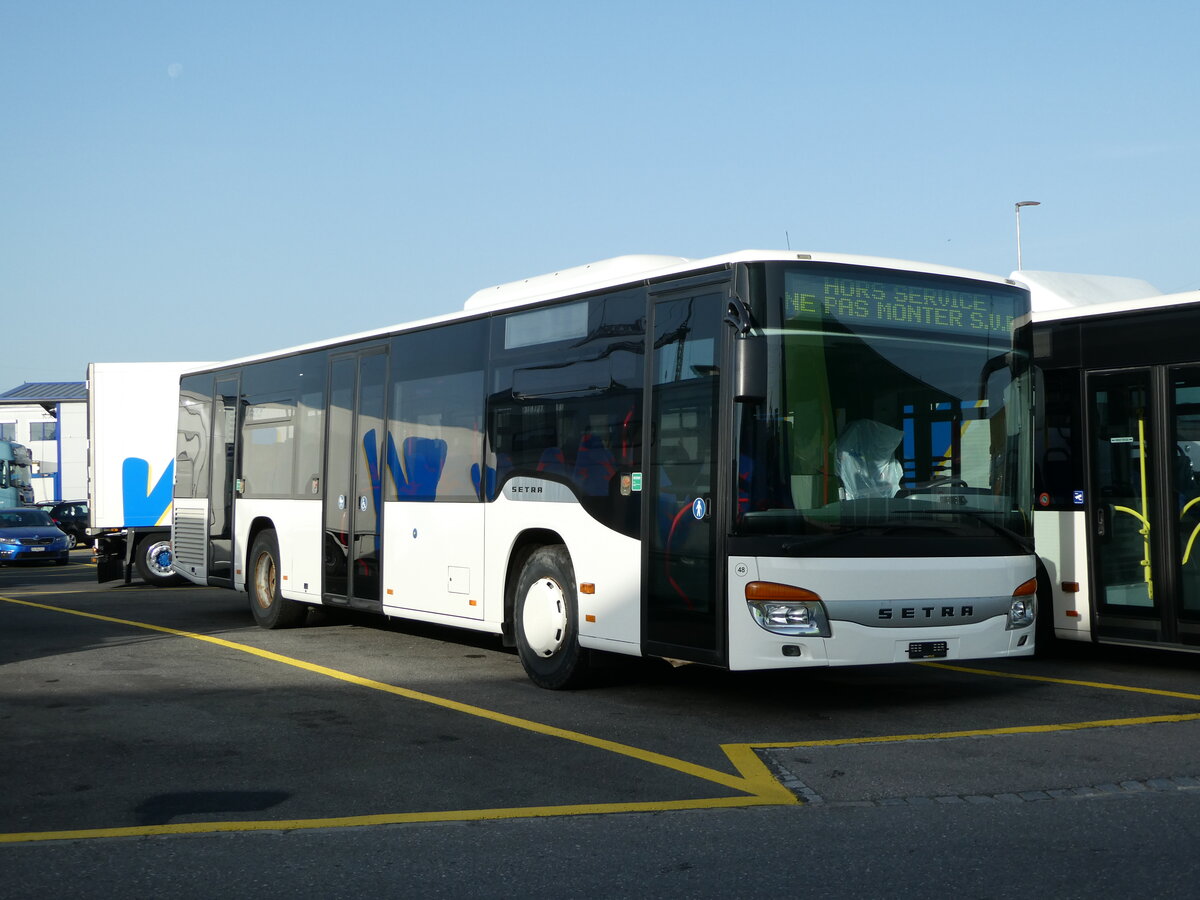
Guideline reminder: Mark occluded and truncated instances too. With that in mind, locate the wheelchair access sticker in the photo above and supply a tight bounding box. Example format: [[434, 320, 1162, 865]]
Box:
[[692, 497, 707, 520]]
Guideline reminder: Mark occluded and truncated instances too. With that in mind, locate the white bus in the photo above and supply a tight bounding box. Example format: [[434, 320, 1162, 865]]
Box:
[[1030, 277, 1200, 653], [172, 251, 1037, 688]]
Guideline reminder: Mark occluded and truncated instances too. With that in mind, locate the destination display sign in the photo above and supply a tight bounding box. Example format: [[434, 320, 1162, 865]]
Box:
[[784, 270, 1025, 338]]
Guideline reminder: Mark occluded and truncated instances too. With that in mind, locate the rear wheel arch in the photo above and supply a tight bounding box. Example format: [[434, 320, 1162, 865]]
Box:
[[248, 527, 307, 629]]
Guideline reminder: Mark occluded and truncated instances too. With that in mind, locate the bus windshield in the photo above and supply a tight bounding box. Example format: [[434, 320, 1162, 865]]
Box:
[[735, 264, 1033, 550]]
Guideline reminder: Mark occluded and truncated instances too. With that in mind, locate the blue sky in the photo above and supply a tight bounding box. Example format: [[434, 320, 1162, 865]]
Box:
[[3, 0, 1198, 386]]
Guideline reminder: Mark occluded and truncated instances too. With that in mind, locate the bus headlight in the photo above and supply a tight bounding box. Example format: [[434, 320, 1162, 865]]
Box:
[[745, 582, 832, 637], [1007, 579, 1037, 630]]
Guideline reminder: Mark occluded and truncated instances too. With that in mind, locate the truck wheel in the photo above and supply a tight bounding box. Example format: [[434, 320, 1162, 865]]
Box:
[[249, 530, 307, 629], [514, 545, 589, 690], [135, 535, 184, 586]]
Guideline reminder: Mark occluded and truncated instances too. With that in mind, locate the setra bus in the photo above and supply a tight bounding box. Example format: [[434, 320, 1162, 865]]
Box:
[[171, 250, 1037, 688], [1029, 274, 1200, 653]]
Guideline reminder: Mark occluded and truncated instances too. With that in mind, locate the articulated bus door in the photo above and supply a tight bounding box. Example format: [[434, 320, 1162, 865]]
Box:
[[643, 286, 730, 665], [1087, 367, 1200, 647], [324, 347, 388, 611], [208, 375, 240, 588]]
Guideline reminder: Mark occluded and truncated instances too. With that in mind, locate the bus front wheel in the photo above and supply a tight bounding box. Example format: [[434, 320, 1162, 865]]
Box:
[[514, 545, 589, 690], [249, 530, 307, 629]]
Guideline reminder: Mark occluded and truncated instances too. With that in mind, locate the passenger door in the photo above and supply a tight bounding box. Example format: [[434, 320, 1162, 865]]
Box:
[[643, 286, 729, 664], [207, 375, 240, 588], [324, 347, 388, 610], [1087, 367, 1200, 646]]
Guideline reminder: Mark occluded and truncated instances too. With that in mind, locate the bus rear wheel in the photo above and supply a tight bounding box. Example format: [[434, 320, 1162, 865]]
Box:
[[514, 545, 589, 690], [249, 530, 307, 629]]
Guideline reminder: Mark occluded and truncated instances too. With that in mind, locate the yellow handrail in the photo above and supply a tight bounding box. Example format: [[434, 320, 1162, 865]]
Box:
[[1183, 523, 1200, 566], [1181, 493, 1200, 565], [1111, 417, 1153, 601]]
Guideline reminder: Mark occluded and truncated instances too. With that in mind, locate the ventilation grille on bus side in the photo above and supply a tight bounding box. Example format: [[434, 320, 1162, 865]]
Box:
[[172, 508, 207, 567]]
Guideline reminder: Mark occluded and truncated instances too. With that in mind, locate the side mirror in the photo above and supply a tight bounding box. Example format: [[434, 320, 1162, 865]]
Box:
[[734, 334, 766, 403]]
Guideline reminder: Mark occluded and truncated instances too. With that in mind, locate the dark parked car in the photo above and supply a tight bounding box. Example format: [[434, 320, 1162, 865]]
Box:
[[0, 507, 71, 565], [34, 500, 88, 548]]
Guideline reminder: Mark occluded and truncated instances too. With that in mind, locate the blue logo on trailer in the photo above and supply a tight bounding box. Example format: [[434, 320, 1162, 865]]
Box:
[[1073, 490, 1085, 506], [692, 497, 706, 520], [122, 458, 175, 526]]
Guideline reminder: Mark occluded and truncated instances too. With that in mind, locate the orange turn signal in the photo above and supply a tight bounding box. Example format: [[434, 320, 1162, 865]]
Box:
[[745, 582, 822, 602]]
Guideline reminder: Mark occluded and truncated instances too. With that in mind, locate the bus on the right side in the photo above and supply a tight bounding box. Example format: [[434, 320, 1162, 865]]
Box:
[[1023, 269, 1200, 653]]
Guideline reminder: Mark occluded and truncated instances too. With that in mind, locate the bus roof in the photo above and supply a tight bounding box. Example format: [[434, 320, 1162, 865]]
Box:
[[183, 250, 1022, 377], [1031, 286, 1200, 324], [1011, 270, 1162, 314], [466, 250, 1018, 311]]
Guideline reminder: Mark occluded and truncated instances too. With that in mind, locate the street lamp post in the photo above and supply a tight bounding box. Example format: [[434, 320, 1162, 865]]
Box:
[[1014, 200, 1041, 270]]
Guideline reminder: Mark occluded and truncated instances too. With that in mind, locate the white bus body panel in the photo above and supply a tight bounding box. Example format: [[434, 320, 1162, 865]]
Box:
[[234, 499, 323, 603], [483, 487, 642, 652], [727, 554, 1035, 669], [1033, 510, 1093, 642], [383, 501, 486, 621]]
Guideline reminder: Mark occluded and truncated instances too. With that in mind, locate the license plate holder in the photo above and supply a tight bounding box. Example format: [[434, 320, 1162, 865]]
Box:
[[908, 641, 948, 660]]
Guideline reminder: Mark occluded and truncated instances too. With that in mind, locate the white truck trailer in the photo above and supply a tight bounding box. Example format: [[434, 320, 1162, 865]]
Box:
[[88, 362, 210, 585]]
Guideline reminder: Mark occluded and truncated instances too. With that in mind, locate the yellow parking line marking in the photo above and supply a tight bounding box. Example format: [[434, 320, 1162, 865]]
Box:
[[920, 661, 1200, 702], [8, 594, 1199, 843], [746, 660, 1200, 749], [0, 595, 776, 794], [0, 795, 771, 845], [0, 589, 109, 596], [749, 712, 1200, 749], [0, 594, 796, 843]]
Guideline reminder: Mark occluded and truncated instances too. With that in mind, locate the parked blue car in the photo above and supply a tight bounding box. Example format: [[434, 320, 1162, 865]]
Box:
[[0, 508, 71, 565]]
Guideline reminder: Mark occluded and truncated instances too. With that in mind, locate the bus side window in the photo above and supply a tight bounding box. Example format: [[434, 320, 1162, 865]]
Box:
[[388, 320, 487, 503]]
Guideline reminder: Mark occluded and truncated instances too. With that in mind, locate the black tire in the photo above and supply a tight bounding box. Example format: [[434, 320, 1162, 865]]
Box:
[[248, 530, 307, 629], [135, 535, 184, 586], [514, 545, 589, 690]]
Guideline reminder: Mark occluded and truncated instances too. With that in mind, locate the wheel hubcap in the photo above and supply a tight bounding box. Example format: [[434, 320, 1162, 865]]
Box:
[[522, 577, 567, 657], [254, 551, 276, 609], [145, 541, 173, 576]]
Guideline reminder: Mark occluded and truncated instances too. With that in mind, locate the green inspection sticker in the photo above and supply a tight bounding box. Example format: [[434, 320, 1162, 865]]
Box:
[[631, 472, 642, 492]]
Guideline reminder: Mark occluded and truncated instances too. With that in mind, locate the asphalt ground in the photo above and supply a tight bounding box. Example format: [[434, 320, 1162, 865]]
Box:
[[2, 552, 1200, 896]]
